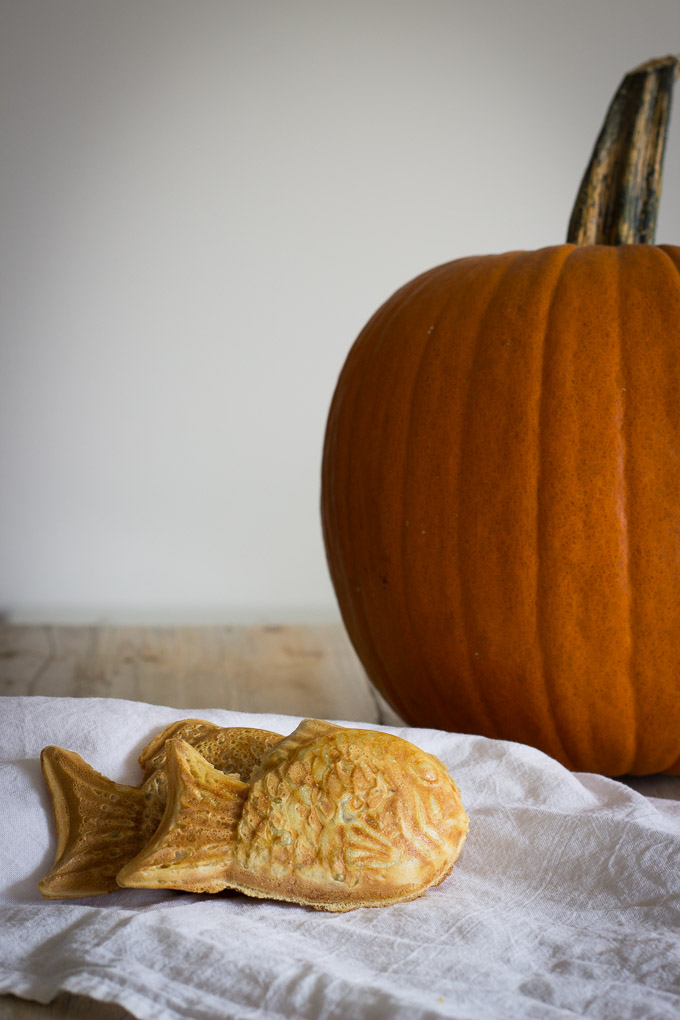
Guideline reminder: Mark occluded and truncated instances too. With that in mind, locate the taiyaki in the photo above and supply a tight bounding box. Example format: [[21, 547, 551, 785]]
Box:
[[117, 719, 469, 911], [39, 720, 283, 899]]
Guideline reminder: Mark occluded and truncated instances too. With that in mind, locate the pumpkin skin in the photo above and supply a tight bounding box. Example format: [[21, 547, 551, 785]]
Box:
[[321, 242, 680, 776]]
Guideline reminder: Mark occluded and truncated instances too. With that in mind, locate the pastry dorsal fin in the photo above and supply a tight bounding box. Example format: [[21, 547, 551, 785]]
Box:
[[285, 718, 340, 746], [252, 718, 341, 776], [138, 718, 219, 774]]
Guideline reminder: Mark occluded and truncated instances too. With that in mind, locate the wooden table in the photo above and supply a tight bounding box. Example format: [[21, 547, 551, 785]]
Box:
[[0, 623, 399, 1020], [0, 623, 397, 724], [2, 623, 679, 1020]]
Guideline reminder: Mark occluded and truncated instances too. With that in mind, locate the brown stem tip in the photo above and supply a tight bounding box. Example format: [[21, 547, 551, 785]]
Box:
[[567, 54, 679, 246]]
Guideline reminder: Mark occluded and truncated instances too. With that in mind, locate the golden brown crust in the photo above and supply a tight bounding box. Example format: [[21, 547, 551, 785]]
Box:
[[116, 739, 250, 892], [138, 719, 220, 775], [38, 747, 148, 899], [39, 722, 284, 899], [193, 728, 283, 782], [40, 718, 468, 909], [116, 720, 469, 911]]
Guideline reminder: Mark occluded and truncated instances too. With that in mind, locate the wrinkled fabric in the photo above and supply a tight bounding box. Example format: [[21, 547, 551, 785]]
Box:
[[1, 695, 679, 1020]]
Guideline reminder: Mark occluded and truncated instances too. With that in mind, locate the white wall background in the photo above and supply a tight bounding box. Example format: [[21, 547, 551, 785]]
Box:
[[1, 0, 679, 624]]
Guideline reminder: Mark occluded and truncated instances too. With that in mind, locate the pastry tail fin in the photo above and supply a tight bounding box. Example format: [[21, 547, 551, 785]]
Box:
[[116, 738, 249, 894], [39, 746, 147, 899]]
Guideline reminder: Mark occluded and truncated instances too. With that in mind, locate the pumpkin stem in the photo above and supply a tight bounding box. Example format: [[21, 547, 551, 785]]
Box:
[[567, 55, 679, 245]]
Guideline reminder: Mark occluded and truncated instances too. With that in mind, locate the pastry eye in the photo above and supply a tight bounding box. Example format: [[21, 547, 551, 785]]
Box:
[[340, 794, 365, 821], [416, 766, 439, 784]]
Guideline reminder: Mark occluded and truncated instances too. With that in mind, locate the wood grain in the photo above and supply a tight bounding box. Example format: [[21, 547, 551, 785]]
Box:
[[0, 623, 400, 724], [2, 623, 678, 1020], [0, 993, 133, 1020], [0, 623, 403, 1020]]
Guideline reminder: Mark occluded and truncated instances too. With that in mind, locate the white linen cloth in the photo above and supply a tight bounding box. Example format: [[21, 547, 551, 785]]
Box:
[[1, 696, 679, 1020]]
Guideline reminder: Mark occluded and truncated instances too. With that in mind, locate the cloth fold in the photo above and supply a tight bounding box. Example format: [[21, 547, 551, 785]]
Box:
[[1, 696, 679, 1020]]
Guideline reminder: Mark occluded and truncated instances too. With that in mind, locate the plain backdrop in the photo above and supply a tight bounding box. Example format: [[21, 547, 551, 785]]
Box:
[[1, 0, 679, 624]]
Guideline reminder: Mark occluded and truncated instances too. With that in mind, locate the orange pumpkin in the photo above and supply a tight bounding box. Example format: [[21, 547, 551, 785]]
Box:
[[321, 57, 680, 776]]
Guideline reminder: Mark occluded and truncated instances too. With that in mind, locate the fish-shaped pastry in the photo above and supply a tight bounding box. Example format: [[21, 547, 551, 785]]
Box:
[[117, 718, 469, 911], [38, 720, 283, 899]]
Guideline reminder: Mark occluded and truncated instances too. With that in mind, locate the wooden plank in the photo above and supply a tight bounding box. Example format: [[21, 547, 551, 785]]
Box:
[[0, 992, 133, 1020], [620, 774, 680, 801], [0, 624, 399, 1019], [1, 623, 679, 1019], [0, 627, 97, 698], [0, 624, 399, 724]]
